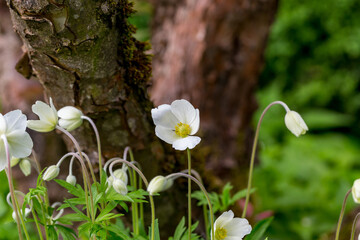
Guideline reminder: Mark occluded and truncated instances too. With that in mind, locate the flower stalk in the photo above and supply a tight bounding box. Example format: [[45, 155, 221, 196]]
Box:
[[335, 188, 352, 240], [187, 148, 192, 240]]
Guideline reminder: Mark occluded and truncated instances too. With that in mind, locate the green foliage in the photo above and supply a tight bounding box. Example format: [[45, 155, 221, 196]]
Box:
[[246, 217, 273, 240], [168, 217, 202, 240], [192, 182, 255, 214]]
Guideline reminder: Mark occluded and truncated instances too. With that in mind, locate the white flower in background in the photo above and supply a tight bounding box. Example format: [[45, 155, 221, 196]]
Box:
[[112, 178, 128, 195], [27, 98, 58, 132], [284, 111, 308, 137], [0, 110, 33, 171], [19, 159, 31, 176], [12, 208, 31, 222], [151, 99, 201, 151], [58, 106, 84, 131], [352, 179, 360, 203], [213, 210, 252, 240], [147, 176, 173, 195], [43, 165, 60, 181], [66, 174, 77, 186]]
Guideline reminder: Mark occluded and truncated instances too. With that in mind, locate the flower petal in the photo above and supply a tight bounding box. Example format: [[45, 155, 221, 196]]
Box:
[[32, 100, 57, 125], [189, 109, 200, 135], [151, 104, 179, 129], [225, 218, 252, 238], [7, 131, 33, 159], [27, 120, 55, 132], [0, 114, 6, 134], [215, 210, 235, 229], [155, 126, 180, 144], [0, 139, 7, 171], [4, 110, 27, 133], [58, 106, 83, 119], [172, 136, 201, 151], [171, 99, 196, 125], [59, 118, 83, 131]]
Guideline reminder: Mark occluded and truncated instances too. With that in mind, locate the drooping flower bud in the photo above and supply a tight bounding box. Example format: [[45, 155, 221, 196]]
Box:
[[113, 169, 128, 185], [12, 208, 31, 221], [19, 159, 31, 176], [43, 165, 60, 181], [66, 174, 77, 186], [10, 157, 20, 167], [58, 106, 84, 131], [147, 176, 172, 195], [284, 111, 308, 137], [112, 178, 128, 195], [352, 179, 360, 204]]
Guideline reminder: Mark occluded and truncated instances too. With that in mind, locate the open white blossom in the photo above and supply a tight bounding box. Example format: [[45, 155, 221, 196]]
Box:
[[58, 106, 83, 131], [213, 210, 252, 240], [151, 99, 201, 151], [0, 110, 33, 171], [284, 111, 308, 137], [352, 179, 360, 204], [27, 98, 58, 132]]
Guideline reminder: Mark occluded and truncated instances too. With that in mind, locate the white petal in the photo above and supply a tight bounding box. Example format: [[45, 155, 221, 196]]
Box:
[[32, 101, 57, 125], [27, 120, 55, 132], [172, 136, 201, 151], [189, 109, 200, 135], [58, 106, 83, 119], [171, 99, 196, 125], [0, 139, 7, 171], [0, 114, 6, 134], [59, 118, 83, 131], [4, 110, 27, 134], [49, 98, 59, 122], [215, 210, 235, 229], [225, 218, 252, 238], [155, 126, 180, 144], [151, 104, 179, 129], [7, 131, 33, 159]]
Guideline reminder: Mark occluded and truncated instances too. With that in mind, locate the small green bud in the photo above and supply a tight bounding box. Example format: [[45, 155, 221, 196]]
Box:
[[19, 159, 31, 176], [147, 176, 172, 195], [112, 179, 128, 195], [66, 174, 76, 186], [43, 165, 60, 181]]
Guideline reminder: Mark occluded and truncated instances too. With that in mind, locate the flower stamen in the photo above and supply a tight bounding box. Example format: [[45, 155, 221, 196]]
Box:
[[215, 228, 227, 240], [175, 122, 191, 138]]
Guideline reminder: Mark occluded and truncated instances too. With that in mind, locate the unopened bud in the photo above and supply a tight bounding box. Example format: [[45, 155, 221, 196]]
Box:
[[66, 174, 77, 186], [147, 176, 172, 195], [43, 165, 60, 181], [113, 179, 128, 195], [19, 159, 31, 176], [10, 157, 20, 167], [12, 208, 31, 221], [58, 106, 83, 131], [352, 179, 360, 204], [113, 169, 128, 185], [284, 111, 308, 137]]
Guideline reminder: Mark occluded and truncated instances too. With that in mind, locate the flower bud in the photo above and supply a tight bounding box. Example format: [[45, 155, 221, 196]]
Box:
[[113, 169, 128, 185], [19, 159, 31, 176], [10, 157, 20, 167], [352, 179, 360, 204], [112, 179, 128, 195], [12, 208, 31, 221], [58, 106, 83, 131], [284, 111, 308, 137], [66, 174, 77, 186], [147, 176, 171, 195], [43, 165, 60, 181]]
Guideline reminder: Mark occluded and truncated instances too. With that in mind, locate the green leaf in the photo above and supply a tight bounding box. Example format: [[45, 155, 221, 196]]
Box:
[[56, 225, 77, 240], [246, 217, 273, 240], [148, 219, 160, 240], [173, 217, 186, 240], [54, 179, 84, 197]]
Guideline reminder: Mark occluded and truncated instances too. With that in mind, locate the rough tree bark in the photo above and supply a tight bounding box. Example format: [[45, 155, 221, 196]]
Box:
[[151, 0, 278, 188]]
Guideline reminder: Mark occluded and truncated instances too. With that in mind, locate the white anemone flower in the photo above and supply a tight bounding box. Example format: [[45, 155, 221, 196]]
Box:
[[284, 111, 308, 137], [151, 99, 201, 151], [0, 110, 33, 171], [213, 210, 252, 240], [27, 98, 58, 132], [58, 106, 84, 131], [352, 179, 360, 204]]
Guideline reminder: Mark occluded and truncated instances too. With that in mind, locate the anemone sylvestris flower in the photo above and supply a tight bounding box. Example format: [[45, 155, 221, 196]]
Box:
[[147, 175, 173, 195], [0, 110, 33, 171], [151, 99, 200, 151], [58, 106, 83, 131], [284, 111, 308, 137], [213, 210, 251, 240], [27, 98, 58, 132]]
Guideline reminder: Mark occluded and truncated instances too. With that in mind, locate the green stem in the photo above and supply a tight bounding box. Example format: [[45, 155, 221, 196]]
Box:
[[39, 196, 49, 239], [30, 199, 44, 240], [108, 159, 155, 240], [187, 148, 192, 240], [242, 101, 290, 218], [166, 172, 215, 240], [335, 188, 351, 240], [2, 135, 23, 240], [82, 116, 103, 181], [350, 212, 360, 240]]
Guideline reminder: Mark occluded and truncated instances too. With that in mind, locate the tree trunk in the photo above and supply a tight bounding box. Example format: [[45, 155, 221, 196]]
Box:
[[151, 0, 278, 185]]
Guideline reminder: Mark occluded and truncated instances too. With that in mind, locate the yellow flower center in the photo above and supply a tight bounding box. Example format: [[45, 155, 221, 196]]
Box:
[[215, 228, 227, 240], [175, 122, 191, 138]]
